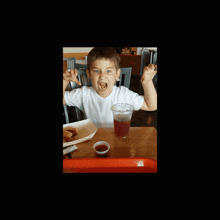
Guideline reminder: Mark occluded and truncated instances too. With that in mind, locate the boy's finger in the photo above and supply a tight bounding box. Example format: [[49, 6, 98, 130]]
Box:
[[63, 73, 69, 79], [74, 68, 78, 76], [148, 64, 154, 69], [76, 80, 82, 86], [70, 68, 74, 75], [143, 66, 148, 72], [143, 66, 150, 74]]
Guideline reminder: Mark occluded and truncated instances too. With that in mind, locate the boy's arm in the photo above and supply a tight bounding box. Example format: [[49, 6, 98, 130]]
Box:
[[63, 79, 69, 105], [140, 64, 157, 111], [63, 69, 82, 106]]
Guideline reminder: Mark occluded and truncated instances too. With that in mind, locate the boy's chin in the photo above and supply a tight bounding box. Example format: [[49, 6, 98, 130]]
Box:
[[95, 86, 112, 97], [97, 88, 108, 95]]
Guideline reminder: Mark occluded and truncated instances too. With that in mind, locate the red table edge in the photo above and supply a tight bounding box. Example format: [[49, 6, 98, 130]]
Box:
[[63, 157, 157, 173]]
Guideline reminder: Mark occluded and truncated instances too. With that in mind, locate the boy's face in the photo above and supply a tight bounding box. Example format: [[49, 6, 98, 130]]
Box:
[[86, 59, 121, 98]]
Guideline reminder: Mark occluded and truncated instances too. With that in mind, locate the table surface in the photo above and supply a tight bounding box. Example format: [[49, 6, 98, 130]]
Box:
[[64, 127, 157, 161]]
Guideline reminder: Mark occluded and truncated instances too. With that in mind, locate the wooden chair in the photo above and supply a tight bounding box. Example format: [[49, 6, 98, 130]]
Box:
[[114, 67, 132, 89], [64, 67, 132, 123], [75, 63, 87, 70], [69, 64, 92, 88], [140, 50, 150, 76], [153, 51, 157, 65]]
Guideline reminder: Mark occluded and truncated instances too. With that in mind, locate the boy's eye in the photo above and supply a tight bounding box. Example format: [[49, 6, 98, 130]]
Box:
[[93, 69, 113, 74]]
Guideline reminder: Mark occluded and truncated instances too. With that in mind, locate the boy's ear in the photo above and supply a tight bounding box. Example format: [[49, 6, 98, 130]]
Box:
[[116, 68, 121, 81]]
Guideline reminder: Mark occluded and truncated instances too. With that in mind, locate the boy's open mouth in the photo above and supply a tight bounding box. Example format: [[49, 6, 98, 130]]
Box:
[[99, 82, 108, 91]]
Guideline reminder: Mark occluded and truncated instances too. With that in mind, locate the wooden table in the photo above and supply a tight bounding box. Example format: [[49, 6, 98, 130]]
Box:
[[64, 127, 157, 161]]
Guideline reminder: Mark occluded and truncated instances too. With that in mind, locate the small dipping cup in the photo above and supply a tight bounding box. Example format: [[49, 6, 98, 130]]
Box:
[[93, 141, 110, 157]]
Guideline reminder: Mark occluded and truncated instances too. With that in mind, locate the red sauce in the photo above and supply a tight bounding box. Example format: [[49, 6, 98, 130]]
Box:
[[95, 145, 108, 152], [114, 117, 131, 137]]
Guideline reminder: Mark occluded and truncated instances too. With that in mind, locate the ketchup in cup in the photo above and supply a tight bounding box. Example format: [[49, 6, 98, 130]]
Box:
[[93, 141, 110, 157], [111, 103, 134, 138]]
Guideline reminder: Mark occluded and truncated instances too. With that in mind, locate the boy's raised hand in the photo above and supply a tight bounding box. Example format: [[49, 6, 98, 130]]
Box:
[[141, 64, 157, 83], [63, 68, 82, 86]]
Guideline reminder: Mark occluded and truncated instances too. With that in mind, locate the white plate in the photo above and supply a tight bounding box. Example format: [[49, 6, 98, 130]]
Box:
[[63, 119, 98, 148]]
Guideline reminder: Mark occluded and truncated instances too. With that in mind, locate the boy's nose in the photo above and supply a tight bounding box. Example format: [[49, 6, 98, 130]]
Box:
[[99, 72, 106, 79]]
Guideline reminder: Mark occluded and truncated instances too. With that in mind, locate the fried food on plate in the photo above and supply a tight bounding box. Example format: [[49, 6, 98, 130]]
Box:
[[63, 126, 78, 142]]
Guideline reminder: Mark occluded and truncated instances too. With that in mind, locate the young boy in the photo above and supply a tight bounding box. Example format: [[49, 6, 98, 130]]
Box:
[[63, 47, 157, 127]]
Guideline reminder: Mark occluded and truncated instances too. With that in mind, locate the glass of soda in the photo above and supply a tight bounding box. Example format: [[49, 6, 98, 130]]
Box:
[[111, 103, 134, 138]]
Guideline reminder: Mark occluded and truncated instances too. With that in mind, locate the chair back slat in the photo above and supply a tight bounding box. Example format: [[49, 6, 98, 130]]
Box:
[[153, 52, 157, 65], [140, 50, 150, 75], [114, 67, 132, 89]]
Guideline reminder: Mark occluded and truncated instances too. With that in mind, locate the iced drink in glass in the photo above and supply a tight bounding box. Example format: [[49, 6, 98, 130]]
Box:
[[111, 103, 134, 138]]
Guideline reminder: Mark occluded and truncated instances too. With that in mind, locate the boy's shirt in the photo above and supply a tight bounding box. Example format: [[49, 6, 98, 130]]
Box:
[[64, 85, 144, 128]]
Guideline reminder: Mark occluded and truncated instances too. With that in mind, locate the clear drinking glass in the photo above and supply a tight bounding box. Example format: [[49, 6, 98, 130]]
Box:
[[111, 103, 134, 138]]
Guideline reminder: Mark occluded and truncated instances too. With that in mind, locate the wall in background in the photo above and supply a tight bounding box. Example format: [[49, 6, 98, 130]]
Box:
[[63, 47, 93, 62], [63, 47, 93, 53]]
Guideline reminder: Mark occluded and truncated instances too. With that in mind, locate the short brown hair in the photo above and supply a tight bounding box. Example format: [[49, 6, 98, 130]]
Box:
[[87, 47, 121, 71]]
